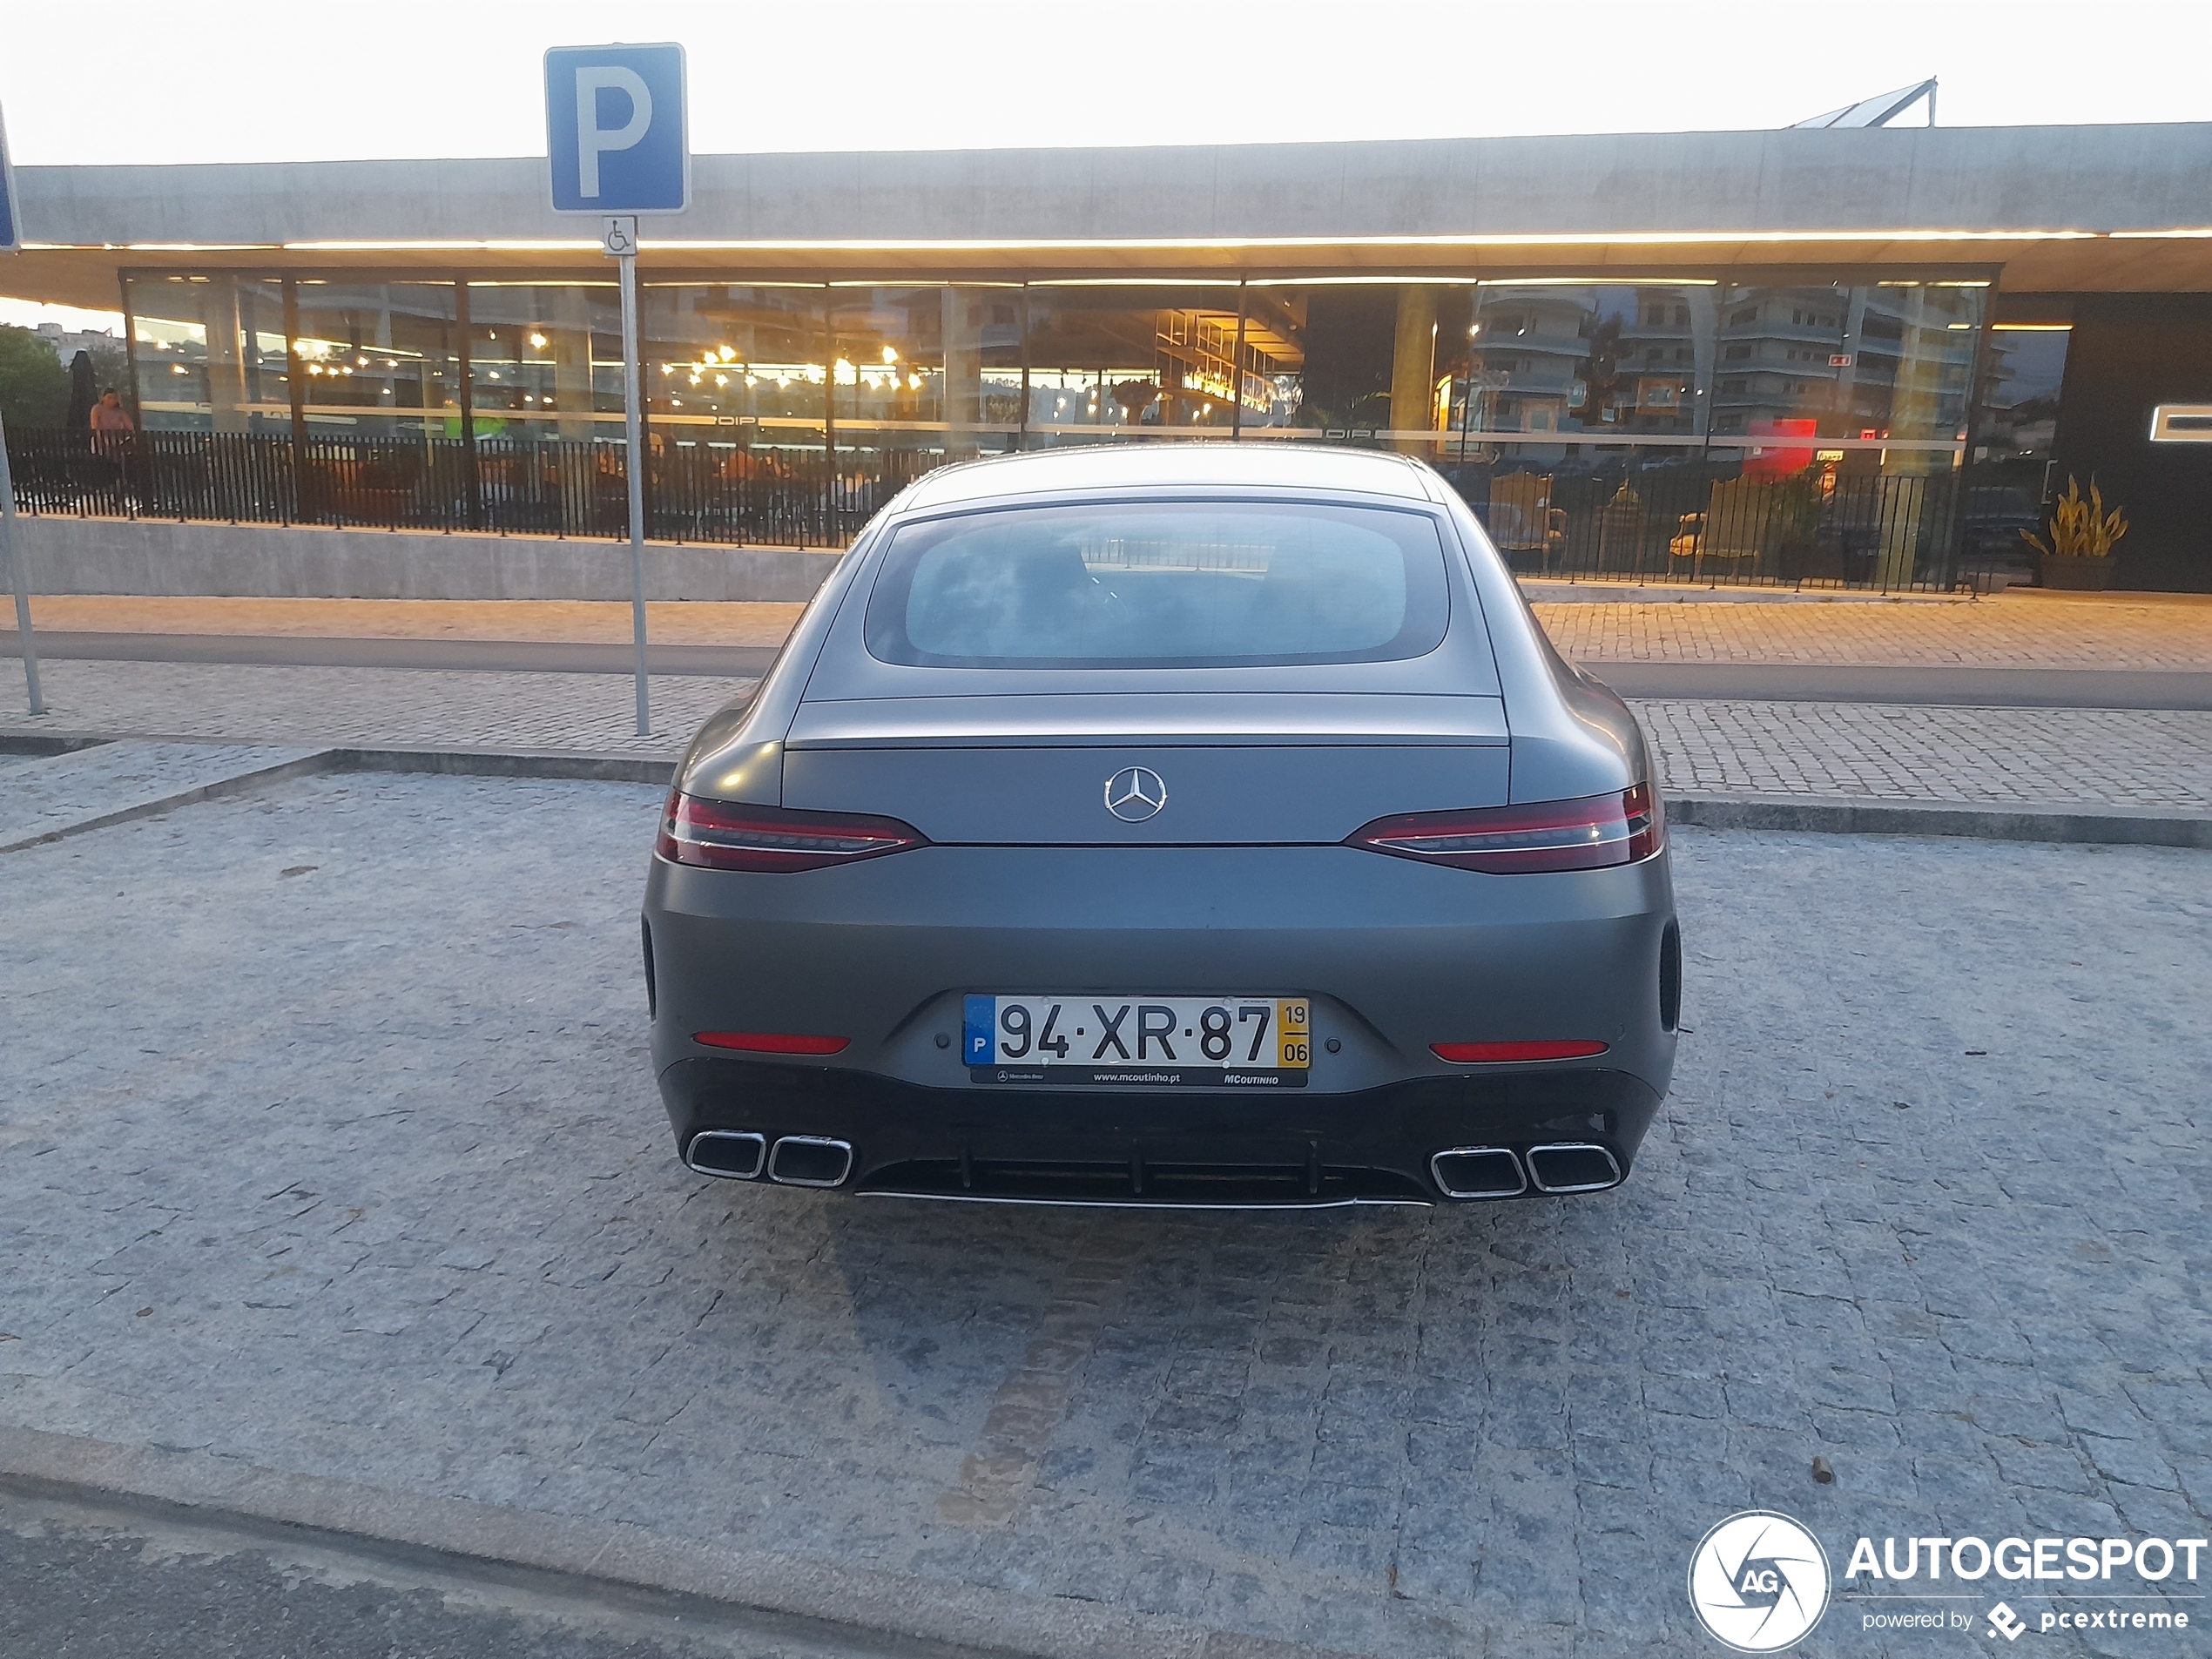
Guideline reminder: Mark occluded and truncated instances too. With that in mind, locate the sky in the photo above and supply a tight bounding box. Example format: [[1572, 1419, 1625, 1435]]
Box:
[[3, 0, 2207, 331]]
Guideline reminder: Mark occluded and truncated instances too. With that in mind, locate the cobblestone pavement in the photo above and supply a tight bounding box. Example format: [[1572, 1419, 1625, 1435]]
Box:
[[5, 658, 2209, 812], [1535, 594, 2212, 672], [27, 588, 2212, 672], [1, 774, 2204, 1658], [1636, 701, 2212, 809]]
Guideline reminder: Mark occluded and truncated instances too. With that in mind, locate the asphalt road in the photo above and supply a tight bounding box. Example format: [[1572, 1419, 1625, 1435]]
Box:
[[0, 1480, 985, 1659], [5, 630, 2208, 708]]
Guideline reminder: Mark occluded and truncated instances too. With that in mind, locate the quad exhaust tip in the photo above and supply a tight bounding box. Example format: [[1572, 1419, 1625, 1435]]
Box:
[[1525, 1142, 1624, 1194], [766, 1136, 854, 1189], [685, 1130, 766, 1180], [685, 1132, 855, 1187], [1431, 1143, 1624, 1198], [1430, 1147, 1527, 1201]]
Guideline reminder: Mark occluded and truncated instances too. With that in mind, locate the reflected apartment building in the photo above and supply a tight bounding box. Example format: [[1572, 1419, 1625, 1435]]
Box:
[[9, 121, 2212, 590]]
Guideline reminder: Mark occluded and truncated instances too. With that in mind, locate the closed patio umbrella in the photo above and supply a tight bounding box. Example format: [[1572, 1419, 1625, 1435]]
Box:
[[65, 350, 96, 440]]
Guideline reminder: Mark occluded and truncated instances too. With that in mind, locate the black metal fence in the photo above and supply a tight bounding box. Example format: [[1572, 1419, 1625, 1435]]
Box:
[[2, 426, 927, 551], [1438, 457, 2014, 593], [5, 426, 2010, 591]]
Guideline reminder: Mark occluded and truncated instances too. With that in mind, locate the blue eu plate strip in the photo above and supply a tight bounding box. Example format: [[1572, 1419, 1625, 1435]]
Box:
[[962, 995, 995, 1064]]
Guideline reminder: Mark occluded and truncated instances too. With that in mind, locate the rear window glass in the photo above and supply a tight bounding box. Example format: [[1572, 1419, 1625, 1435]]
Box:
[[863, 501, 1448, 669]]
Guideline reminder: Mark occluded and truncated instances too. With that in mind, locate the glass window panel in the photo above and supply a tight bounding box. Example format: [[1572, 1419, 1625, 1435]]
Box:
[[865, 501, 1447, 669], [1022, 286, 1247, 443], [291, 281, 462, 439], [464, 281, 622, 441], [1962, 323, 2069, 578], [125, 273, 288, 433], [625, 284, 834, 520], [1457, 282, 1712, 452]]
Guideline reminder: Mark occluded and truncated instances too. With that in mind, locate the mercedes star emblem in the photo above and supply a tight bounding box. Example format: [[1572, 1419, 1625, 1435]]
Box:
[[1103, 765, 1169, 822]]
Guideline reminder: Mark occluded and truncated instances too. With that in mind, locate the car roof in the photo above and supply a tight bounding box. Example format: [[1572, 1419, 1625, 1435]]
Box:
[[894, 442, 1441, 510]]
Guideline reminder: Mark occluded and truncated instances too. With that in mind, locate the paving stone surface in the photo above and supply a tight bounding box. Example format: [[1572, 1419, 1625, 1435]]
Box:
[[0, 738, 320, 851], [25, 589, 2212, 672], [1535, 595, 2212, 672], [7, 658, 2209, 814], [1, 773, 2204, 1657], [1634, 701, 2212, 809]]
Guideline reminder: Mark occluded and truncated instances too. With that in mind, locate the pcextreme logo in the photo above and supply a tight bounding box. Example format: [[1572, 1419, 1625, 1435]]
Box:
[[1688, 1511, 1832, 1652]]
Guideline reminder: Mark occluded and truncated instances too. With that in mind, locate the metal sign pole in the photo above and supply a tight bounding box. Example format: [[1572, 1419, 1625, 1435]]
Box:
[[609, 215, 650, 737], [0, 409, 44, 716]]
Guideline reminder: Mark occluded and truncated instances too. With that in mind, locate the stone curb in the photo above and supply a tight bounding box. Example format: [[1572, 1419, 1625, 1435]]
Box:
[[0, 1425, 1351, 1659], [0, 747, 334, 855], [1669, 792, 2212, 848], [323, 745, 678, 786]]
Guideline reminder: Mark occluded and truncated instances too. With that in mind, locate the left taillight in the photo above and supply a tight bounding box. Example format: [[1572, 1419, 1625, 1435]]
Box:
[[656, 790, 929, 873], [1347, 783, 1663, 874]]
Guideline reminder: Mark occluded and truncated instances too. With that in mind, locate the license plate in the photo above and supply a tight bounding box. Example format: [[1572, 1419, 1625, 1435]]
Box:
[[964, 995, 1310, 1088]]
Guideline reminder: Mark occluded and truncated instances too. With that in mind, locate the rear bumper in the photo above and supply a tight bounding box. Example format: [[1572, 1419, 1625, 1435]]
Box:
[[643, 840, 1677, 1206], [656, 1055, 1663, 1206]]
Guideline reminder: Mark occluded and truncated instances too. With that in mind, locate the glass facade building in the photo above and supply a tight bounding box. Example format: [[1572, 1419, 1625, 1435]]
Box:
[[110, 266, 2027, 585], [0, 261, 2080, 614]]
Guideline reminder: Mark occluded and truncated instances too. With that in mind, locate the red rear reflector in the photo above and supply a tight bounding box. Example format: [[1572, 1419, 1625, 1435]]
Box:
[[1347, 783, 1662, 874], [658, 791, 927, 873], [1432, 1040, 1608, 1062], [694, 1031, 850, 1055]]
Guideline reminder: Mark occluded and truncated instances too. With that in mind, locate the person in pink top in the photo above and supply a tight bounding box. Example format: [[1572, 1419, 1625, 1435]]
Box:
[[89, 388, 135, 436]]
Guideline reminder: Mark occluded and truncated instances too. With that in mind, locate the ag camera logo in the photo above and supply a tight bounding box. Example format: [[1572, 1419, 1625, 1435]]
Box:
[[1689, 1510, 1831, 1652]]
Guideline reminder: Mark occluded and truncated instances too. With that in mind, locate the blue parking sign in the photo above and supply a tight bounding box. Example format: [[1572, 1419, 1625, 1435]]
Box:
[[544, 44, 689, 215]]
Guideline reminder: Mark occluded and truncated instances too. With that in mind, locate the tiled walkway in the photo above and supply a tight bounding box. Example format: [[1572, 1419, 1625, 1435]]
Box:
[[1635, 701, 2212, 809], [5, 657, 2210, 812], [22, 587, 2212, 671], [1536, 593, 2212, 671]]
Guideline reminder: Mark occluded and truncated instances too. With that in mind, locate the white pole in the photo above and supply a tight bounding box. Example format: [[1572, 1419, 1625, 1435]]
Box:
[[0, 408, 44, 715], [618, 241, 651, 737]]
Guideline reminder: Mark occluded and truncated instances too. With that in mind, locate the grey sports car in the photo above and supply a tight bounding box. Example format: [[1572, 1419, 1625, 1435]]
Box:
[[642, 445, 1679, 1207]]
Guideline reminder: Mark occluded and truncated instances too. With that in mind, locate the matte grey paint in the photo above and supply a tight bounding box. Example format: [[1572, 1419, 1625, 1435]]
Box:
[[650, 447, 1676, 1193]]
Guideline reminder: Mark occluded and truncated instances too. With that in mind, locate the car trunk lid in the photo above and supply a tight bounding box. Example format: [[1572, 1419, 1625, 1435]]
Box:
[[780, 693, 1509, 845]]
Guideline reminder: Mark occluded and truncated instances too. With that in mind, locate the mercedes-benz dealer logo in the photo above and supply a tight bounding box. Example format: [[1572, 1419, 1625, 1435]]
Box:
[[1103, 766, 1168, 822], [1687, 1511, 1831, 1652]]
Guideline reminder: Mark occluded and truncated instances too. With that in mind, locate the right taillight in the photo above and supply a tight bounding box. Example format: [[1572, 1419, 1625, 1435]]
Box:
[[1347, 783, 1663, 874], [656, 791, 929, 873]]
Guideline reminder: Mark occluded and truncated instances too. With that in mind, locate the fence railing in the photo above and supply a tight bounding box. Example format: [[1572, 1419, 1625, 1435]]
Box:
[[1438, 460, 2007, 593], [5, 426, 2008, 590]]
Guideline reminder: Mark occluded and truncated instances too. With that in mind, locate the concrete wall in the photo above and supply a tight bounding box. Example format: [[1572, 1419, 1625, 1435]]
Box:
[[14, 517, 845, 603], [22, 124, 2212, 249]]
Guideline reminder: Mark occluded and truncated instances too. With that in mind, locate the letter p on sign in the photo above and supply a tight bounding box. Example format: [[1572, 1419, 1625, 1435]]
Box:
[[545, 44, 689, 214]]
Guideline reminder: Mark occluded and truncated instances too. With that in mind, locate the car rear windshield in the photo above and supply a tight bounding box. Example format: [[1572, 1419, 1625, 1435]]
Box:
[[863, 501, 1449, 670]]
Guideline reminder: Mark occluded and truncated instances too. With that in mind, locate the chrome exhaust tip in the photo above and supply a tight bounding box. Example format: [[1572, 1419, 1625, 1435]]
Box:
[[1525, 1142, 1623, 1194], [685, 1130, 767, 1180], [767, 1136, 854, 1189], [1429, 1146, 1527, 1200]]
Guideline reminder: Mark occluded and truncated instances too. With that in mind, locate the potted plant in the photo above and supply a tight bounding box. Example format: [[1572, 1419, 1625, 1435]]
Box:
[[2023, 475, 2126, 590]]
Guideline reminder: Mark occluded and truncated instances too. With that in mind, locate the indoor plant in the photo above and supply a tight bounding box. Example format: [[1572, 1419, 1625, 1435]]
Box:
[[2023, 475, 2126, 590]]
